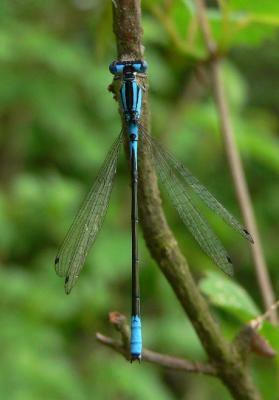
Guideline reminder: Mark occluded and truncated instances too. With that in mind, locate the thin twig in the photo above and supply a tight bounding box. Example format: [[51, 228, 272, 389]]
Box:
[[250, 300, 279, 329], [96, 333, 217, 374], [96, 312, 217, 375], [194, 0, 277, 324]]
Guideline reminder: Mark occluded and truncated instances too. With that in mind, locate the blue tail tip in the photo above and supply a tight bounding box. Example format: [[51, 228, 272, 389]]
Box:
[[130, 314, 142, 362], [130, 353, 141, 363]]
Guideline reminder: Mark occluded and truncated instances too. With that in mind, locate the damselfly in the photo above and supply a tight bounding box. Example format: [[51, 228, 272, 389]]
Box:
[[55, 60, 253, 362]]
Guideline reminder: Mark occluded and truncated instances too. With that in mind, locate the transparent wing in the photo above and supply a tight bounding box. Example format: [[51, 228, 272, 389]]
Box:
[[55, 131, 123, 293], [140, 125, 252, 243], [141, 129, 233, 275]]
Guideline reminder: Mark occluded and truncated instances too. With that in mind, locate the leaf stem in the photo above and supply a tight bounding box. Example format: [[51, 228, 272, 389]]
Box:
[[194, 0, 277, 324]]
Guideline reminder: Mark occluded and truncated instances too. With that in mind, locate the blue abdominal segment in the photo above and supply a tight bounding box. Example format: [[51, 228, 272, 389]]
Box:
[[130, 315, 142, 360]]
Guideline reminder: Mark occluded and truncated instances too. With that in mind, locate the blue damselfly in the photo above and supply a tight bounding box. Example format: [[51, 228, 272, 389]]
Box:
[[55, 60, 253, 362]]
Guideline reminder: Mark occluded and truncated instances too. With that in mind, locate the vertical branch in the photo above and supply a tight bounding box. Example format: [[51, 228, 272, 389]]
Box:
[[194, 0, 277, 324], [112, 0, 143, 58], [111, 1, 261, 398]]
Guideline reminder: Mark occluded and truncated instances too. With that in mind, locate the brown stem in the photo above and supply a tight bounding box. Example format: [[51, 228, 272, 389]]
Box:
[[110, 1, 261, 399], [194, 0, 277, 325]]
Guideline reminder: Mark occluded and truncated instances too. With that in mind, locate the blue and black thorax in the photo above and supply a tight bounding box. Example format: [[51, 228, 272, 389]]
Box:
[[109, 60, 148, 161]]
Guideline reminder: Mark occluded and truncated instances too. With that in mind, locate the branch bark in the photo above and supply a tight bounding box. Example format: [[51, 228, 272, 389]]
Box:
[[194, 0, 277, 324], [110, 1, 261, 399]]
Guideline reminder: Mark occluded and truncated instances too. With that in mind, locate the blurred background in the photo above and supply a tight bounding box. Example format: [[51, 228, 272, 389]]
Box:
[[0, 1, 279, 399]]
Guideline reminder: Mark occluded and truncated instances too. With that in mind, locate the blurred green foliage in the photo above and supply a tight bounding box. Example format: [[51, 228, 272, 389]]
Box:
[[0, 1, 279, 399]]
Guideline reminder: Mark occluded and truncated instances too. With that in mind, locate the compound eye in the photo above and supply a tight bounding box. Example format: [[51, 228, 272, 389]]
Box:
[[109, 62, 116, 74], [109, 61, 124, 75], [140, 61, 148, 73]]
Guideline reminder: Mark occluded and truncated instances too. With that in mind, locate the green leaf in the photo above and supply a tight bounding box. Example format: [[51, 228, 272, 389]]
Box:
[[238, 124, 279, 173], [229, 1, 279, 15], [199, 271, 260, 320], [170, 0, 193, 39], [260, 321, 279, 356], [221, 62, 248, 109], [208, 9, 278, 48]]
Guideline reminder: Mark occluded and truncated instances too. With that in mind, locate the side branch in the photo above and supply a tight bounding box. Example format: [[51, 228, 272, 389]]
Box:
[[96, 333, 217, 375], [96, 312, 217, 375]]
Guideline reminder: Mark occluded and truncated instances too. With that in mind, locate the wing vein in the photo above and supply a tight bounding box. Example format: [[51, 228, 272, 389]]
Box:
[[140, 125, 252, 243], [141, 129, 233, 275], [55, 131, 123, 293]]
